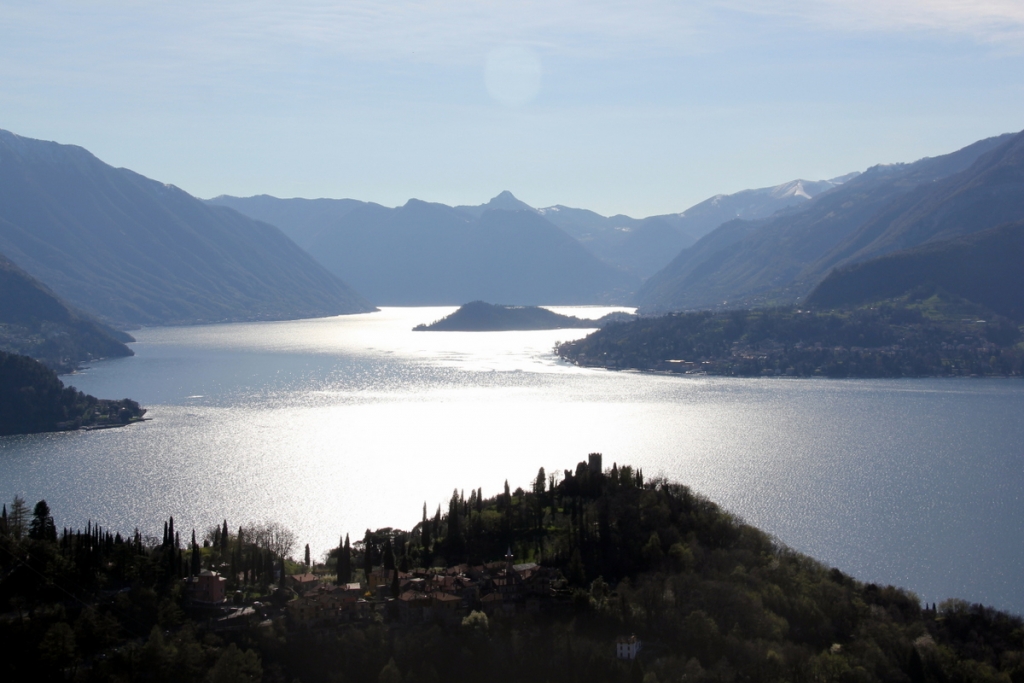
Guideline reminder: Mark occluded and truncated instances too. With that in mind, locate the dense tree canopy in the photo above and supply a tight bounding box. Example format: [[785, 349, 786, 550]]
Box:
[[0, 350, 145, 435]]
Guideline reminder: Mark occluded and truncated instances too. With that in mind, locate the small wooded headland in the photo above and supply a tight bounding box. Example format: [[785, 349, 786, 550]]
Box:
[[0, 350, 146, 435], [557, 299, 1024, 378], [2, 456, 1021, 683], [414, 300, 635, 331]]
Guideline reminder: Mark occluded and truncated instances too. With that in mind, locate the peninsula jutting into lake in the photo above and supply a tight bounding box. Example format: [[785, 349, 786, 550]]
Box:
[[3, 456, 1021, 683]]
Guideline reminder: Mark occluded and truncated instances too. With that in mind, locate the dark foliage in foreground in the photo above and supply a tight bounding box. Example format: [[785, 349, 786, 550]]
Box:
[[0, 351, 145, 435], [557, 304, 1024, 377], [2, 459, 1022, 683]]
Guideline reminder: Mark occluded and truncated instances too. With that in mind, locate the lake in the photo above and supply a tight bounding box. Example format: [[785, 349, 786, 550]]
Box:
[[2, 306, 1022, 615]]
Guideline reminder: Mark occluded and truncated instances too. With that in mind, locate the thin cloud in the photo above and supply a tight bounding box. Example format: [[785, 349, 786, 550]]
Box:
[[730, 0, 1024, 44]]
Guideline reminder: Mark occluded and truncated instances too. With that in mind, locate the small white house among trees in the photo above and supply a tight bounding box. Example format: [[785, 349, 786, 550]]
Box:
[[616, 634, 641, 660]]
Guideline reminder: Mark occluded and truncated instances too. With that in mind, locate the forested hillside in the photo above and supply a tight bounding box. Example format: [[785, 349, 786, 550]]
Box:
[[557, 306, 1024, 377], [2, 458, 1022, 682], [0, 350, 145, 435], [807, 220, 1024, 321]]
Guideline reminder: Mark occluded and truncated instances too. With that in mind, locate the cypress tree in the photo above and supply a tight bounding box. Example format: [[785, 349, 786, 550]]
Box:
[[221, 520, 229, 553], [304, 544, 310, 568], [363, 533, 373, 580], [190, 529, 201, 576], [342, 534, 352, 583], [421, 503, 432, 551]]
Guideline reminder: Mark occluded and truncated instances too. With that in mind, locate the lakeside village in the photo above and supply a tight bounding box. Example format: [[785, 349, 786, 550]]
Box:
[[4, 455, 1024, 683]]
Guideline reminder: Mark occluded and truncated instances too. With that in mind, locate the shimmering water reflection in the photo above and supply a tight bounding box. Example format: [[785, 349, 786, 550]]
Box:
[[1, 307, 1022, 614]]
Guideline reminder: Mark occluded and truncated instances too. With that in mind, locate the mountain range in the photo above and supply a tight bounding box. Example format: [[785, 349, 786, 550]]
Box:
[[0, 129, 374, 328], [4, 124, 1022, 339], [303, 199, 639, 305], [209, 174, 847, 296], [636, 131, 1022, 313]]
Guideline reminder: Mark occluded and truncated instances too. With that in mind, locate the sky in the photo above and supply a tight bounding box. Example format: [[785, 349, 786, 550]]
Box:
[[2, 0, 1023, 217]]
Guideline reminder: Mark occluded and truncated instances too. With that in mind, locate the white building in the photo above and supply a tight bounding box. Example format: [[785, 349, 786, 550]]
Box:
[[616, 635, 642, 660]]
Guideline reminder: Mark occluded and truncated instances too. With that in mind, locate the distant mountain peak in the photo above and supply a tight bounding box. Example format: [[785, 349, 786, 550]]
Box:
[[454, 191, 537, 219], [483, 190, 536, 213]]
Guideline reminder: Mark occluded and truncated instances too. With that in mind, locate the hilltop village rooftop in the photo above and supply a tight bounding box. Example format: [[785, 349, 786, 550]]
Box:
[[283, 559, 565, 628]]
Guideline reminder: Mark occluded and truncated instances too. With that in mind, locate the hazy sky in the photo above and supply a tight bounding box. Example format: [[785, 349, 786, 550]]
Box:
[[2, 1, 1023, 216]]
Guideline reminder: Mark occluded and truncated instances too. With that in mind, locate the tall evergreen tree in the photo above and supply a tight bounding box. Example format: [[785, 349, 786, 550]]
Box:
[[342, 534, 351, 583], [304, 544, 310, 568], [9, 496, 28, 540], [190, 529, 201, 576], [363, 533, 373, 579], [421, 503, 432, 551], [29, 499, 56, 541]]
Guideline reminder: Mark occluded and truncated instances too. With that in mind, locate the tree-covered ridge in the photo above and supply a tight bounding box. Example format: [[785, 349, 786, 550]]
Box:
[[806, 220, 1024, 322], [413, 300, 635, 331], [557, 303, 1024, 378], [0, 351, 145, 435], [3, 458, 1023, 683]]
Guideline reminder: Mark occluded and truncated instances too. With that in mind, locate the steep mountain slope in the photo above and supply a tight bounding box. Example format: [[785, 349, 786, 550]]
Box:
[[307, 199, 639, 305], [0, 130, 374, 327], [812, 129, 1024, 273], [637, 132, 1016, 313], [206, 195, 370, 250], [0, 252, 133, 371], [806, 220, 1024, 321], [537, 178, 850, 279]]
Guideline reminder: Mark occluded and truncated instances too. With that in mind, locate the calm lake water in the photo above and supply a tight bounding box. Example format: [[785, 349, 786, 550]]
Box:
[[2, 307, 1022, 614]]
